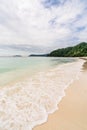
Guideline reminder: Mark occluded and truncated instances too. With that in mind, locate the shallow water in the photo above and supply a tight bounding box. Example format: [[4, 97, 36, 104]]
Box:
[[0, 57, 84, 130], [0, 57, 76, 86]]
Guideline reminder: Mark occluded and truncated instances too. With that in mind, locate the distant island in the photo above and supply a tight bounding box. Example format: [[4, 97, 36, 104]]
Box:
[[29, 54, 48, 57], [0, 55, 22, 57], [48, 42, 87, 57], [13, 55, 22, 57]]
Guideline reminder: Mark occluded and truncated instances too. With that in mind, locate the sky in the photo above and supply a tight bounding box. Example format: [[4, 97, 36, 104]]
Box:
[[0, 0, 87, 55]]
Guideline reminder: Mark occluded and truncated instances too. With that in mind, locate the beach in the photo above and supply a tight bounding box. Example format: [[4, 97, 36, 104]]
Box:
[[0, 0, 87, 129], [34, 60, 87, 130], [0, 58, 86, 130]]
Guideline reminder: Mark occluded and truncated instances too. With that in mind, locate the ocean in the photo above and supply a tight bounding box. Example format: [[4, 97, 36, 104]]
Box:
[[0, 57, 84, 130], [0, 57, 76, 86]]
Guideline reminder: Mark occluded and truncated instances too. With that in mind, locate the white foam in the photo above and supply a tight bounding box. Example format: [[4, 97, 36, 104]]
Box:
[[0, 59, 84, 130]]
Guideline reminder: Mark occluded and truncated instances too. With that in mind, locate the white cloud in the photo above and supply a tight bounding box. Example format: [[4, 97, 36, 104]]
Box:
[[0, 0, 87, 54]]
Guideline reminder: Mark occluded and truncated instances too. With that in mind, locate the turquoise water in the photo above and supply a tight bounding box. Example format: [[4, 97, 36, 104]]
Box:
[[0, 57, 84, 130], [0, 57, 76, 86]]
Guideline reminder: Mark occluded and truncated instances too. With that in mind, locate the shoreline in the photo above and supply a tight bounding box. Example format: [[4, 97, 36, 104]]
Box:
[[33, 59, 87, 130], [0, 58, 85, 130]]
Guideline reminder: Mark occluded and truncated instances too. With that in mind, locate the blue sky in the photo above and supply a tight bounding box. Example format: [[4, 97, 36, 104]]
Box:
[[0, 0, 87, 55]]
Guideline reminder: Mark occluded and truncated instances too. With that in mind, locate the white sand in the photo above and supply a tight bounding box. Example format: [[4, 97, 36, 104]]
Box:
[[34, 62, 87, 130]]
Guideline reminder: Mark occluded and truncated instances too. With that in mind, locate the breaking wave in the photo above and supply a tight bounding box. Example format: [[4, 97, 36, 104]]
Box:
[[0, 59, 84, 130]]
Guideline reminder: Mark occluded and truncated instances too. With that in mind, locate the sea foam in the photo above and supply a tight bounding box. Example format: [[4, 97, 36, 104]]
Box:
[[0, 59, 84, 130]]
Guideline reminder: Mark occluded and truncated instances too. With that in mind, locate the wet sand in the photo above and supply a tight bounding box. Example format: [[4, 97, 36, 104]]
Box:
[[34, 60, 87, 130]]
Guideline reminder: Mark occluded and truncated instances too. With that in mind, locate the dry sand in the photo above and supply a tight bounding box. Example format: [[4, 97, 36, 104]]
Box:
[[33, 61, 87, 130]]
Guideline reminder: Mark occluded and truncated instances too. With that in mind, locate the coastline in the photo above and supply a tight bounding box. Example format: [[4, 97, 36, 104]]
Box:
[[33, 59, 87, 130], [0, 58, 86, 130]]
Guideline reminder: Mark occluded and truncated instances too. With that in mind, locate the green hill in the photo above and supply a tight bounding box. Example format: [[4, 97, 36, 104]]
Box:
[[48, 42, 87, 57]]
